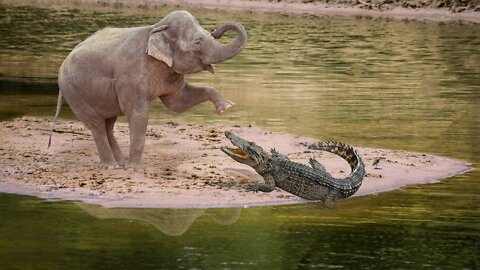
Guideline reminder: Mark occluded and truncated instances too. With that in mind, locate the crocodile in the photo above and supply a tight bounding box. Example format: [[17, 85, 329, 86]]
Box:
[[220, 131, 365, 204]]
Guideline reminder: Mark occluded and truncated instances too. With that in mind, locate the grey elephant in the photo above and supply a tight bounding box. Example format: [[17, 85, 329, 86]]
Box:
[[49, 10, 247, 169]]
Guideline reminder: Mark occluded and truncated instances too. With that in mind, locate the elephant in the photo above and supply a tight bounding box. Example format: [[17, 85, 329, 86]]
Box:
[[49, 10, 247, 169]]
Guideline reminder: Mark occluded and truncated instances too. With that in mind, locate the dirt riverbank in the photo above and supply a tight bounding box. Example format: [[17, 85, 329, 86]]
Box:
[[1, 0, 479, 23], [0, 117, 471, 208]]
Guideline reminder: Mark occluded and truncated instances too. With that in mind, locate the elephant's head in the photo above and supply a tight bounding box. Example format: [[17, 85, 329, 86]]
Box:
[[146, 10, 247, 74]]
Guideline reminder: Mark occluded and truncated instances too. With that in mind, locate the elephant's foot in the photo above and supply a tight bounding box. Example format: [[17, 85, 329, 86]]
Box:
[[125, 162, 145, 172], [216, 101, 235, 115], [99, 162, 121, 170], [116, 160, 126, 168]]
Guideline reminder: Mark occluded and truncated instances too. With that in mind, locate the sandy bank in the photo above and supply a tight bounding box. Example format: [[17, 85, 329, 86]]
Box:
[[3, 0, 479, 23], [163, 0, 480, 23], [0, 117, 471, 208]]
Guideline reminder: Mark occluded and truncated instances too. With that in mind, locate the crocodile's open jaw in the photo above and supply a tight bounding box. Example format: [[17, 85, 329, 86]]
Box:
[[221, 147, 253, 161], [221, 131, 266, 167]]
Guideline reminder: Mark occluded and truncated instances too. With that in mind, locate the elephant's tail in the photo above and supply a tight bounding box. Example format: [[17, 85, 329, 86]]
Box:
[[48, 90, 63, 149]]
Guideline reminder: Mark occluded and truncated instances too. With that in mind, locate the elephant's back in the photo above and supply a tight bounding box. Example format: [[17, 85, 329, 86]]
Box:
[[73, 26, 150, 54], [76, 27, 130, 49], [59, 26, 151, 82]]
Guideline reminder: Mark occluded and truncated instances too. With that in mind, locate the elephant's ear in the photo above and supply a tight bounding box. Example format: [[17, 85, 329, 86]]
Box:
[[146, 25, 173, 68]]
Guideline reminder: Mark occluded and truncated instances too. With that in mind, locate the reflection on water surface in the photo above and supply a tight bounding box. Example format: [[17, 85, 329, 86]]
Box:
[[0, 4, 479, 269], [76, 203, 242, 236]]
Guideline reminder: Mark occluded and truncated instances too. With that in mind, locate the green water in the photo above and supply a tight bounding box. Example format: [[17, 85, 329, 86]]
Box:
[[0, 4, 479, 269]]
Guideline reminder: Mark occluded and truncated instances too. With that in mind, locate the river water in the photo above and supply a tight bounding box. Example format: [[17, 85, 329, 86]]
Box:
[[0, 4, 479, 269]]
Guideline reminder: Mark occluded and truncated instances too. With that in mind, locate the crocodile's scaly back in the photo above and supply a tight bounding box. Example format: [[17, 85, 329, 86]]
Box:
[[308, 141, 365, 197]]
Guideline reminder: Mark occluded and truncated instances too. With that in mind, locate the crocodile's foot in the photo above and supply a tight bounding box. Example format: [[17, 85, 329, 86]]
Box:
[[246, 184, 259, 194]]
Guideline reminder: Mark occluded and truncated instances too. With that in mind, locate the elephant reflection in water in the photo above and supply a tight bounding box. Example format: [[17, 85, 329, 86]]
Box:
[[75, 203, 242, 236]]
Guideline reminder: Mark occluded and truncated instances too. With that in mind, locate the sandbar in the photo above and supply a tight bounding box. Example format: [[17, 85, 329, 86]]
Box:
[[0, 117, 471, 208]]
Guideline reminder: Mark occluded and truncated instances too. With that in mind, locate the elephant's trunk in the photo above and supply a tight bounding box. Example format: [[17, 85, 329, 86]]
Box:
[[202, 22, 247, 64]]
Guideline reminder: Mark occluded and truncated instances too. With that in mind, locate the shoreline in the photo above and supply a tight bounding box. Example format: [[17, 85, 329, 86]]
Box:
[[0, 117, 472, 209], [1, 0, 480, 23]]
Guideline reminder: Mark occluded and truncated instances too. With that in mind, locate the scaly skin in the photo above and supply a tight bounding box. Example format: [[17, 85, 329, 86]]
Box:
[[221, 131, 365, 204]]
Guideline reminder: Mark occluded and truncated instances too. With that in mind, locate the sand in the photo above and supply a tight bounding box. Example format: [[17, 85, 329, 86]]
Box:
[[6, 0, 479, 23], [160, 0, 480, 23], [0, 116, 471, 208]]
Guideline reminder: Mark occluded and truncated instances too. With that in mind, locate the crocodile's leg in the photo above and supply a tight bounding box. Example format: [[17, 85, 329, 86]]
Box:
[[324, 190, 340, 207], [271, 148, 290, 161], [249, 175, 276, 193]]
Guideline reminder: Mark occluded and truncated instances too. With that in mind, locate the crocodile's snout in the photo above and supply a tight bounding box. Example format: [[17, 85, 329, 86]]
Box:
[[224, 130, 246, 148], [222, 131, 260, 166], [222, 131, 247, 158], [224, 130, 237, 141]]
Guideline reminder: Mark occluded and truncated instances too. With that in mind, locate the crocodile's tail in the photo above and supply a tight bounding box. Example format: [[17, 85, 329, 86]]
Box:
[[308, 141, 365, 197], [308, 141, 360, 171]]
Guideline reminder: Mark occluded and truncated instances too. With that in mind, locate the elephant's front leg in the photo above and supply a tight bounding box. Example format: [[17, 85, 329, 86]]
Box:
[[160, 82, 234, 114], [126, 104, 149, 170]]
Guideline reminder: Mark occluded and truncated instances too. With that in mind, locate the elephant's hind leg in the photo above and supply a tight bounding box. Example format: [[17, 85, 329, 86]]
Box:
[[60, 83, 117, 168], [106, 117, 126, 167], [88, 120, 117, 168]]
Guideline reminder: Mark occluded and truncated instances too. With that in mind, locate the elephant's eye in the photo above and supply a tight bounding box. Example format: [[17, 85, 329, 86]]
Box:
[[193, 39, 203, 48]]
